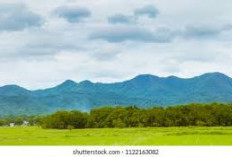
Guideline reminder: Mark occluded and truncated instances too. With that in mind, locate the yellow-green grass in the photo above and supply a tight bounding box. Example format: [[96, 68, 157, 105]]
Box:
[[0, 126, 232, 145]]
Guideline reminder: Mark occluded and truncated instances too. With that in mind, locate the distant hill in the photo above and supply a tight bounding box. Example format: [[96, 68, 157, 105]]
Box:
[[1, 72, 232, 116]]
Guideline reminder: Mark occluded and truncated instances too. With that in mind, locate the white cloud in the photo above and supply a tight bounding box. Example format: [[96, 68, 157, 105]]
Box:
[[53, 6, 91, 23], [0, 3, 43, 31]]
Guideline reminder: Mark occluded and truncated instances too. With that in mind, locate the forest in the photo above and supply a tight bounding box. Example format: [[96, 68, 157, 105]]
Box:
[[1, 103, 231, 129], [1, 103, 232, 129]]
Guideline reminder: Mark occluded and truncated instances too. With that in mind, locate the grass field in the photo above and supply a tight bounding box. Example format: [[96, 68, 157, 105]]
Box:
[[0, 126, 232, 145]]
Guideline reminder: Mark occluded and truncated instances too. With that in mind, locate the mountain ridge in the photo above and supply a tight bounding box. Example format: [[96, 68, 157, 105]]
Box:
[[1, 72, 228, 91], [0, 72, 232, 116]]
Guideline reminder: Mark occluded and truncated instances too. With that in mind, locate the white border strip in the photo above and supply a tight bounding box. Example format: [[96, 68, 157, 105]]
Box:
[[0, 146, 231, 157]]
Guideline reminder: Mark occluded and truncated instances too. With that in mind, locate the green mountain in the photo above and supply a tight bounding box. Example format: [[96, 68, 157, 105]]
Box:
[[0, 72, 232, 116]]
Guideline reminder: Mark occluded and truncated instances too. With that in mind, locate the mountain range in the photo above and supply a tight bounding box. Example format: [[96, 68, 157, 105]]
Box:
[[1, 72, 232, 116]]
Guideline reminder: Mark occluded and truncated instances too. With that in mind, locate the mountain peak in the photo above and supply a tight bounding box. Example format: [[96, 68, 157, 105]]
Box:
[[0, 85, 29, 95], [131, 74, 184, 82], [166, 75, 181, 79], [79, 80, 94, 88], [0, 84, 27, 90], [124, 74, 160, 88], [79, 80, 93, 84], [59, 80, 77, 87], [202, 72, 227, 76], [196, 72, 230, 80], [132, 74, 159, 81]]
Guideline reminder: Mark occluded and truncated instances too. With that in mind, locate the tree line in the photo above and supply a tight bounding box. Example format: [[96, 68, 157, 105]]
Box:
[[0, 115, 40, 126], [39, 103, 232, 129]]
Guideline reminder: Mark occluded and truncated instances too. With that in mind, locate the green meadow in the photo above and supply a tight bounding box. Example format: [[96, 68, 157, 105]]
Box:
[[0, 126, 232, 145]]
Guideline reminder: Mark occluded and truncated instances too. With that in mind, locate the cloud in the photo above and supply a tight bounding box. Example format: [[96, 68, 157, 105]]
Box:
[[182, 25, 232, 39], [53, 6, 91, 23], [89, 24, 232, 43], [0, 28, 86, 60], [0, 3, 44, 31], [107, 5, 159, 25], [89, 43, 121, 61], [89, 26, 173, 43], [134, 5, 159, 18], [108, 14, 135, 24]]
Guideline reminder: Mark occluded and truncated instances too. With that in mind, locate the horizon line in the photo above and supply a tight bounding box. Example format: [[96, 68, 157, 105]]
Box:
[[0, 72, 229, 91]]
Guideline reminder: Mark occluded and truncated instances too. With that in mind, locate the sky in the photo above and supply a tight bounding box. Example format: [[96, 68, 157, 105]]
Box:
[[0, 0, 232, 89]]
